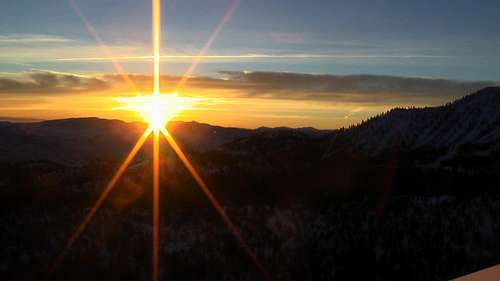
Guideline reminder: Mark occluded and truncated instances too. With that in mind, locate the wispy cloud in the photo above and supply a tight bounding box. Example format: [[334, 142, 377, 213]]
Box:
[[0, 116, 43, 122], [54, 53, 448, 62], [0, 70, 497, 128], [267, 32, 378, 49], [0, 33, 449, 63], [0, 34, 72, 44], [0, 44, 148, 62], [0, 70, 108, 94], [214, 71, 497, 104], [343, 107, 365, 119], [1, 70, 496, 106]]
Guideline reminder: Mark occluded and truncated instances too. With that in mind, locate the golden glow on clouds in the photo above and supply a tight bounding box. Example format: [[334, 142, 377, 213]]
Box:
[[0, 69, 452, 129], [0, 86, 393, 129]]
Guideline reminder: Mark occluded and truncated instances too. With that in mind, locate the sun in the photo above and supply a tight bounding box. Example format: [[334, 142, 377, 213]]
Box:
[[114, 92, 196, 129], [53, 1, 269, 281]]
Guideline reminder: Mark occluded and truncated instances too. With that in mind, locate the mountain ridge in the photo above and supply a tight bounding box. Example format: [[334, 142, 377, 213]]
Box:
[[324, 87, 500, 161], [0, 87, 498, 168]]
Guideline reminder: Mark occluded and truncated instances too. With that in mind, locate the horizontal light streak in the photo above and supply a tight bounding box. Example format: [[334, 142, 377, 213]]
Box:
[[55, 54, 448, 62]]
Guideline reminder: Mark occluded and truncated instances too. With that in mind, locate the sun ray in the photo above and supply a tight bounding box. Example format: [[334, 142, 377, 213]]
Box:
[[159, 128, 272, 281], [69, 0, 140, 94], [174, 0, 240, 92], [153, 0, 161, 97], [151, 1, 162, 280], [52, 1, 270, 281], [152, 129, 160, 281], [114, 91, 197, 130], [49, 127, 153, 276]]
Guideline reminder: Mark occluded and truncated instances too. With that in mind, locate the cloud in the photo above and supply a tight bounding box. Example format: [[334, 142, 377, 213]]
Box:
[[1, 70, 496, 107], [0, 71, 109, 94], [215, 71, 497, 104], [0, 116, 42, 122], [102, 71, 497, 106], [0, 70, 497, 129], [267, 32, 378, 49], [103, 71, 496, 105], [55, 53, 446, 62], [0, 34, 71, 44]]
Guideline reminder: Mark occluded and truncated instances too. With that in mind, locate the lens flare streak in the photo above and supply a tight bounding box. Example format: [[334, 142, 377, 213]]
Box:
[[49, 126, 153, 276], [151, 1, 162, 280], [152, 129, 160, 281], [51, 1, 272, 281], [114, 93, 197, 130], [153, 0, 161, 97], [175, 0, 240, 92], [160, 128, 272, 281], [69, 0, 140, 94]]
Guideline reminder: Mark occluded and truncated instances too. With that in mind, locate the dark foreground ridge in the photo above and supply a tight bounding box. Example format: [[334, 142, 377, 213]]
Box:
[[0, 87, 499, 280]]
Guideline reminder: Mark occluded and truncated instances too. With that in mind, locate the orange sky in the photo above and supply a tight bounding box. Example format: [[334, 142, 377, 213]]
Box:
[[0, 70, 485, 129]]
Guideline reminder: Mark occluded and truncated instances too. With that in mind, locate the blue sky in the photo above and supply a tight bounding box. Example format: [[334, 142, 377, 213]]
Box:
[[0, 0, 499, 128], [2, 0, 500, 80]]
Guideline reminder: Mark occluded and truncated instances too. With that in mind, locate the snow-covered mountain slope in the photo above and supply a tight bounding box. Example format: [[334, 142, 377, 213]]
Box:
[[326, 87, 500, 155]]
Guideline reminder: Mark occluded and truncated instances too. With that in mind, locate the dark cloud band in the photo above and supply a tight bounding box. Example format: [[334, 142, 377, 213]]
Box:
[[1, 70, 496, 105], [0, 71, 109, 94], [215, 71, 497, 103]]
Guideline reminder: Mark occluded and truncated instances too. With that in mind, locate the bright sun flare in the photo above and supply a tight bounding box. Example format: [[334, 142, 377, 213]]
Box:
[[112, 0, 192, 131], [114, 93, 196, 129], [53, 1, 269, 281]]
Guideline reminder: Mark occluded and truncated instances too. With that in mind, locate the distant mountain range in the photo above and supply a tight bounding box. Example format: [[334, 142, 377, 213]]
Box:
[[2, 87, 499, 281], [0, 113, 331, 164], [1, 87, 499, 167], [0, 87, 498, 198]]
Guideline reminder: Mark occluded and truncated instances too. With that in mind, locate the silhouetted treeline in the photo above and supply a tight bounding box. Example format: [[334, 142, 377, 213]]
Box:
[[1, 195, 499, 281]]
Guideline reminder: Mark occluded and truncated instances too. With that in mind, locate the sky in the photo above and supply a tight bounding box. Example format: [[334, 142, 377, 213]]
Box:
[[0, 0, 499, 128]]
